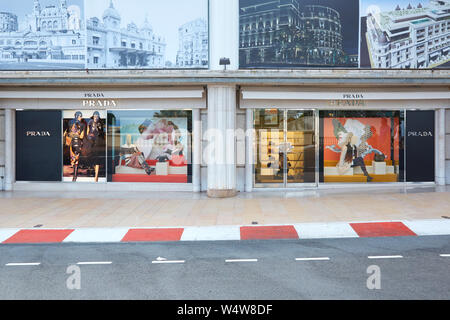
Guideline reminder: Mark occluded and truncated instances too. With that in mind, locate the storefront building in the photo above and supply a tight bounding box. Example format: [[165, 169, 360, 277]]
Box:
[[0, 0, 449, 197]]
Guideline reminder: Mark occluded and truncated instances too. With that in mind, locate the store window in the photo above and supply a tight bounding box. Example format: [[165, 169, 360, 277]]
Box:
[[254, 109, 316, 187], [107, 110, 192, 183], [63, 110, 107, 182], [319, 110, 405, 183]]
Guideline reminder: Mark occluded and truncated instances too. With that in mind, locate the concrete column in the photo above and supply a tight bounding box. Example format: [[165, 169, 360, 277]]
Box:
[[206, 85, 237, 198], [0, 110, 5, 190], [446, 109, 450, 185], [245, 108, 253, 192], [209, 0, 239, 71], [4, 109, 14, 191], [436, 108, 446, 186], [192, 109, 201, 192]]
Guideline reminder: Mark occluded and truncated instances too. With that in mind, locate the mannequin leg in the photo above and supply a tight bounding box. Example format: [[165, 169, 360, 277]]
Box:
[[94, 165, 99, 182], [73, 165, 78, 182], [353, 157, 373, 182]]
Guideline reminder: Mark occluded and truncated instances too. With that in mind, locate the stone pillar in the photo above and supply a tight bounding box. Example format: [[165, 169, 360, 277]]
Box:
[[0, 110, 5, 190], [436, 108, 446, 186], [245, 108, 253, 192], [4, 109, 14, 191], [446, 109, 450, 185], [206, 85, 237, 198], [192, 109, 201, 192], [209, 0, 239, 71]]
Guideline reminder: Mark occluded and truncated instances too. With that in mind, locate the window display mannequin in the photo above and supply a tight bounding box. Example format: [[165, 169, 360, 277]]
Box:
[[84, 111, 104, 182], [337, 133, 373, 182], [64, 111, 85, 182], [120, 133, 154, 175]]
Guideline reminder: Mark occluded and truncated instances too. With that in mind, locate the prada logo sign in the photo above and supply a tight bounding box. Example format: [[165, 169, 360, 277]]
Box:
[[82, 100, 117, 107], [408, 131, 433, 137], [26, 131, 51, 137], [329, 93, 366, 107], [343, 94, 364, 99], [82, 92, 118, 108]]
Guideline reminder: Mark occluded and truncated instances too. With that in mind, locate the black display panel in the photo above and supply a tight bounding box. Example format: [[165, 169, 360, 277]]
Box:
[[406, 110, 435, 182], [16, 110, 62, 181]]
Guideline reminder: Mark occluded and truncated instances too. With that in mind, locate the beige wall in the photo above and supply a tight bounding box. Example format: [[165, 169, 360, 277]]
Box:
[[0, 109, 4, 190]]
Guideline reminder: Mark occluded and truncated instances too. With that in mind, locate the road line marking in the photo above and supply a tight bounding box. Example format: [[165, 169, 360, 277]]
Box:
[[5, 262, 41, 266], [440, 254, 450, 257], [368, 255, 403, 259], [76, 261, 112, 265], [225, 259, 258, 263], [295, 257, 330, 261], [151, 260, 185, 264]]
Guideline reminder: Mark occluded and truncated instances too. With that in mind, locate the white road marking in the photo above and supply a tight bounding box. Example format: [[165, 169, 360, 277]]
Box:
[[5, 262, 41, 266], [76, 261, 112, 265], [225, 259, 258, 263], [368, 255, 403, 259], [152, 260, 185, 264], [295, 257, 330, 261], [439, 254, 450, 257]]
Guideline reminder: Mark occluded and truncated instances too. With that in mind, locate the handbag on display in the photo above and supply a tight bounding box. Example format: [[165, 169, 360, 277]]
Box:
[[374, 153, 386, 162]]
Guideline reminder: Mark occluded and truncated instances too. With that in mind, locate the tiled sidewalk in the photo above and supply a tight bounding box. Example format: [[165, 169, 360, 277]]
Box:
[[0, 186, 449, 229]]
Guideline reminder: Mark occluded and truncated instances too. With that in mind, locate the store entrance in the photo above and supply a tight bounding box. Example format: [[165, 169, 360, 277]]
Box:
[[254, 109, 316, 187]]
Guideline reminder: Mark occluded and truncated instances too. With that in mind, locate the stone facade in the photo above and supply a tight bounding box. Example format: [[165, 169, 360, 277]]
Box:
[[0, 109, 4, 190], [446, 109, 450, 184]]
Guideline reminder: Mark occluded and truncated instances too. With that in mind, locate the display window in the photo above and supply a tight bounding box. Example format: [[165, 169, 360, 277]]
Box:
[[63, 110, 107, 182], [320, 110, 405, 183], [107, 110, 192, 183]]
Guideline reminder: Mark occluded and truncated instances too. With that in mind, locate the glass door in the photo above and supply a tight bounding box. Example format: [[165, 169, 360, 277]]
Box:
[[254, 109, 316, 188], [286, 110, 316, 186]]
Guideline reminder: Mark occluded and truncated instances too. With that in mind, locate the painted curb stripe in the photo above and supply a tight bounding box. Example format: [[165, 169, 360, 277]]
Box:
[[0, 219, 448, 244], [294, 222, 359, 239], [181, 226, 240, 241], [402, 220, 450, 236], [240, 225, 299, 240], [64, 228, 129, 243], [2, 229, 74, 244], [121, 228, 184, 242], [350, 222, 417, 238]]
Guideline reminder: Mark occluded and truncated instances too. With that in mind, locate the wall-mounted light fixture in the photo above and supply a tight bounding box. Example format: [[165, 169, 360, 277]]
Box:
[[219, 57, 231, 70]]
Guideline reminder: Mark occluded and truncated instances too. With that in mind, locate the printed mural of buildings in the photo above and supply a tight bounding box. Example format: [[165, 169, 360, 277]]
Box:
[[86, 0, 166, 69], [365, 0, 450, 68], [239, 0, 359, 68], [176, 18, 208, 68], [0, 0, 85, 69]]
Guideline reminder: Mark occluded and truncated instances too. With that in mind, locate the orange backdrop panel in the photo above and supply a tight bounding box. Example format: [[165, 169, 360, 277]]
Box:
[[324, 118, 393, 162]]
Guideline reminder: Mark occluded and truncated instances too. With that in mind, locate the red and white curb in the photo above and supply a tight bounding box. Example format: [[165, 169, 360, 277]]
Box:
[[0, 219, 449, 244]]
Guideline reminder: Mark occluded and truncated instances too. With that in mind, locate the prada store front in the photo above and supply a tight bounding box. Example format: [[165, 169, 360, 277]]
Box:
[[2, 87, 205, 192], [241, 87, 449, 190]]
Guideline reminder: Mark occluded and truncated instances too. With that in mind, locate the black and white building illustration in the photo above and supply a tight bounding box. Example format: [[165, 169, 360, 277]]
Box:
[[362, 0, 450, 69], [0, 0, 85, 69], [86, 0, 166, 69], [86, 0, 208, 69], [239, 0, 359, 68], [176, 18, 208, 68]]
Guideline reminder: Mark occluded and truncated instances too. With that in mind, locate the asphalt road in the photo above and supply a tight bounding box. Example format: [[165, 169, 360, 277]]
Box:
[[0, 236, 449, 300]]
